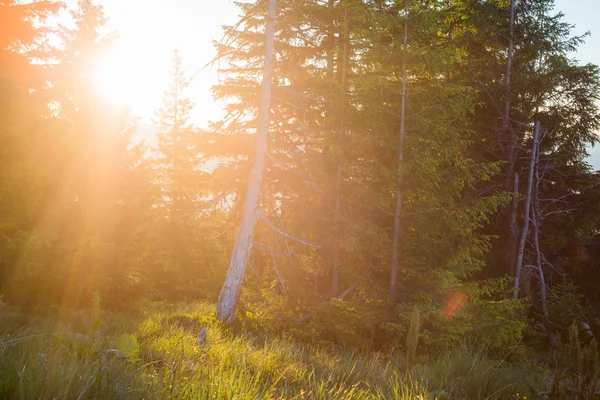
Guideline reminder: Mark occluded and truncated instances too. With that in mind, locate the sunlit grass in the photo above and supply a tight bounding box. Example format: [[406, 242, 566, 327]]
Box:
[[0, 302, 549, 399]]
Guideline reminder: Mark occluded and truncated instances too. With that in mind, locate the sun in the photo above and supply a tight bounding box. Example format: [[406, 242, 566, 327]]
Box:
[[92, 55, 130, 108], [91, 46, 171, 121], [90, 43, 225, 129]]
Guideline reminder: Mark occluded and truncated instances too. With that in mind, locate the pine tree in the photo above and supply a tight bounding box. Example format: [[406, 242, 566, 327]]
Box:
[[215, 0, 277, 323], [0, 0, 62, 227], [55, 0, 115, 119], [146, 49, 215, 300], [389, 0, 408, 301], [449, 0, 600, 278], [209, 0, 505, 324], [0, 0, 63, 303], [2, 0, 154, 307], [153, 49, 205, 222]]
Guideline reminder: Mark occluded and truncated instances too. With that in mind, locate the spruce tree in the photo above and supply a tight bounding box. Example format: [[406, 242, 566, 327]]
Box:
[[209, 0, 505, 324], [0, 0, 62, 227], [3, 0, 153, 307], [153, 49, 205, 222], [0, 0, 63, 303], [147, 49, 214, 299]]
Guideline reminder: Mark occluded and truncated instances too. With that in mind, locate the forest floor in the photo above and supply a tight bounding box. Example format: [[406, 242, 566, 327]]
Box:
[[0, 301, 552, 399]]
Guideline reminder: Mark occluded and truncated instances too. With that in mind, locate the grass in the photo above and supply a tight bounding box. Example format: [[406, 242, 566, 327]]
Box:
[[0, 301, 558, 399]]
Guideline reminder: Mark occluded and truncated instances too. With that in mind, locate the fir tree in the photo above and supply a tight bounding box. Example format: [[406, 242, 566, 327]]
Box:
[[146, 49, 216, 300], [153, 49, 206, 222], [0, 0, 63, 303]]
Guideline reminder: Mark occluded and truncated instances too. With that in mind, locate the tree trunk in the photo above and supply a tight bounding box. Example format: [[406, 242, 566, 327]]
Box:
[[503, 0, 515, 133], [532, 138, 549, 320], [389, 0, 408, 300], [513, 120, 540, 299], [327, 0, 335, 82], [508, 173, 519, 274], [215, 0, 277, 324], [331, 162, 342, 295], [331, 13, 349, 296], [504, 0, 518, 275], [532, 202, 549, 319], [325, 0, 336, 295]]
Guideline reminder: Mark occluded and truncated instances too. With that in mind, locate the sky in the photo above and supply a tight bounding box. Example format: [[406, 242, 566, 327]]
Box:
[[553, 0, 600, 167], [83, 0, 238, 127], [554, 0, 600, 65], [66, 0, 600, 163]]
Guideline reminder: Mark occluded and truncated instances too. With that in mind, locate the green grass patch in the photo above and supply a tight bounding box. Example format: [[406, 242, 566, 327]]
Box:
[[0, 302, 570, 399]]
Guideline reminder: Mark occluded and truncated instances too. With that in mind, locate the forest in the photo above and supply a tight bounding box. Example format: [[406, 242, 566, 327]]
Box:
[[2, 0, 600, 398]]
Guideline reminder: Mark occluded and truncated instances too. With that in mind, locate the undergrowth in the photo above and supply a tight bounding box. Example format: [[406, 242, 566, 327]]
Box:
[[0, 301, 595, 399]]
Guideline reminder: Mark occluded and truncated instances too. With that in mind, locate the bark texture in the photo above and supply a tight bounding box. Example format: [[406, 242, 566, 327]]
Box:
[[508, 173, 519, 274], [513, 121, 540, 299], [215, 0, 277, 324], [503, 0, 519, 275], [331, 19, 349, 296], [389, 0, 408, 300], [532, 137, 549, 320]]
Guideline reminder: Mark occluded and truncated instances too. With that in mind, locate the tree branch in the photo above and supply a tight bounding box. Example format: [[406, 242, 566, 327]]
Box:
[[259, 211, 322, 249], [268, 240, 289, 299], [267, 152, 326, 196]]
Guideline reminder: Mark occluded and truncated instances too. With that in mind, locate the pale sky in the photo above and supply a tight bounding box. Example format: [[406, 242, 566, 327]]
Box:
[[83, 0, 238, 127], [554, 0, 600, 167], [555, 0, 600, 66], [82, 0, 600, 127], [66, 0, 600, 165]]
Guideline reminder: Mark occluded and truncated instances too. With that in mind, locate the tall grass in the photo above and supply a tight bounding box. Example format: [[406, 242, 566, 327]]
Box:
[[0, 302, 563, 399]]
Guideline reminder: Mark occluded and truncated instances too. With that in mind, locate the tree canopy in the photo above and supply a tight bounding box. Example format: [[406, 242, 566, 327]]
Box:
[[1, 0, 600, 360]]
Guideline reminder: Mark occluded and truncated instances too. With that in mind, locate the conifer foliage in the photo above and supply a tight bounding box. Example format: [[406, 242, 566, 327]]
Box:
[[154, 49, 207, 222], [1, 0, 600, 363]]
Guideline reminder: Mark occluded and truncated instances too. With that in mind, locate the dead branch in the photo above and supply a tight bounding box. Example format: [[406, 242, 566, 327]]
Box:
[[266, 152, 326, 196], [259, 211, 322, 249], [254, 242, 312, 260], [268, 240, 289, 299], [542, 208, 577, 218], [514, 121, 540, 299]]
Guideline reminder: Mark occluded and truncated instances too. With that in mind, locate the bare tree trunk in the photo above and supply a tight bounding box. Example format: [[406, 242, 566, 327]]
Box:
[[325, 0, 336, 296], [504, 0, 519, 275], [327, 0, 335, 82], [503, 0, 515, 133], [389, 0, 408, 300], [508, 173, 519, 274], [513, 120, 540, 299], [215, 0, 277, 324], [331, 16, 349, 296], [532, 202, 549, 318], [531, 130, 553, 344], [331, 162, 342, 295], [532, 139, 549, 320]]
